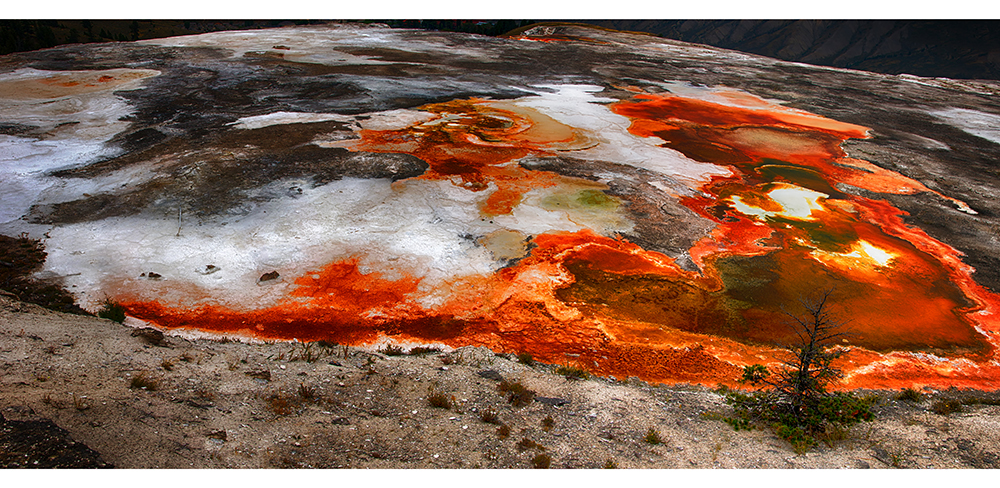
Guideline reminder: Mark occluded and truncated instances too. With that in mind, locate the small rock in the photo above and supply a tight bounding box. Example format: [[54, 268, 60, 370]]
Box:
[[476, 370, 504, 381], [258, 271, 280, 283], [536, 396, 569, 406], [130, 328, 169, 347], [206, 430, 227, 441], [245, 370, 271, 381]]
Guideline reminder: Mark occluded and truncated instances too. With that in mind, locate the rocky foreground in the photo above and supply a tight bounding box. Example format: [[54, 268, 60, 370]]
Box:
[[2, 293, 999, 469]]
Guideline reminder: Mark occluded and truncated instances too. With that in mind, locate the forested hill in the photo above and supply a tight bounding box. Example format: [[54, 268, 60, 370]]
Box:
[[579, 20, 1000, 81]]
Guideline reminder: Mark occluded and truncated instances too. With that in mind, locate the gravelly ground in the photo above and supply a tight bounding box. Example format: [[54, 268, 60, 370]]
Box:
[[2, 293, 999, 470]]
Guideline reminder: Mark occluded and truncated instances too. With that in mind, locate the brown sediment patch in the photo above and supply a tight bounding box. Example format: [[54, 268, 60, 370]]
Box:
[[0, 69, 159, 100], [479, 229, 529, 261]]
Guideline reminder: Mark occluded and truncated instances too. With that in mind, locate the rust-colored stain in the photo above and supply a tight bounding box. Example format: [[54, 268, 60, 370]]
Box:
[[120, 90, 1000, 390]]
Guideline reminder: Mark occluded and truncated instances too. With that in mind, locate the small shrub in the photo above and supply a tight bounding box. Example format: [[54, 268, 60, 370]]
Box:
[[531, 453, 551, 469], [775, 424, 816, 454], [932, 399, 963, 415], [517, 352, 534, 366], [380, 344, 404, 356], [498, 379, 535, 407], [541, 415, 554, 431], [160, 358, 174, 371], [440, 354, 455, 365], [290, 342, 322, 362], [97, 298, 126, 323], [480, 409, 501, 424], [717, 290, 877, 453], [896, 388, 922, 402], [556, 364, 589, 380], [409, 346, 441, 355], [428, 392, 452, 409], [129, 372, 159, 391], [603, 459, 618, 469], [497, 424, 511, 439], [959, 394, 1000, 407], [643, 427, 663, 445]]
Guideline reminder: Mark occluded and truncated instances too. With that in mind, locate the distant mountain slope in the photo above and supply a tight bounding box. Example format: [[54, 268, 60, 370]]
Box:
[[580, 20, 1000, 80]]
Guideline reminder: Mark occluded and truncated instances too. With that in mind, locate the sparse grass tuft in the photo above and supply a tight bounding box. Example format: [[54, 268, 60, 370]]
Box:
[[603, 458, 618, 469], [644, 427, 663, 445], [532, 453, 551, 469], [541, 415, 554, 431], [97, 298, 127, 323], [497, 424, 511, 439], [932, 399, 963, 415], [556, 364, 589, 380], [160, 358, 174, 371], [265, 393, 299, 416], [480, 408, 501, 424], [498, 379, 535, 407], [517, 352, 534, 366], [297, 383, 317, 401], [957, 394, 1000, 407], [129, 371, 159, 391], [380, 344, 404, 356], [428, 392, 452, 409], [440, 354, 455, 365], [289, 342, 321, 362], [409, 346, 441, 355], [896, 388, 922, 402]]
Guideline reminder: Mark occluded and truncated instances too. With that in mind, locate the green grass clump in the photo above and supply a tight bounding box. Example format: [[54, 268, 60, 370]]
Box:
[[643, 427, 663, 445], [722, 389, 876, 454], [932, 399, 963, 415], [895, 388, 923, 402], [556, 364, 589, 380], [97, 298, 127, 323]]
